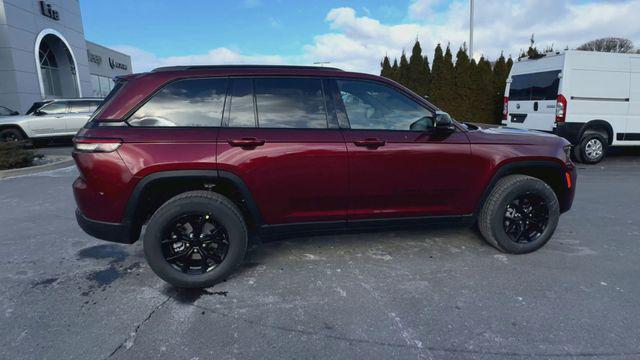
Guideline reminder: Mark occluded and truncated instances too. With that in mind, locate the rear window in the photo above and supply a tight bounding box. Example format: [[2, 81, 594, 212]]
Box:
[[509, 70, 560, 101], [128, 78, 228, 127]]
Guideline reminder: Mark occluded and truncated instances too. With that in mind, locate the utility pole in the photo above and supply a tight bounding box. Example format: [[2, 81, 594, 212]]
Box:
[[469, 0, 474, 59]]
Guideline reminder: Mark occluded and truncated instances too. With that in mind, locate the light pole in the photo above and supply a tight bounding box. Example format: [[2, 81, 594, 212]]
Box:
[[469, 0, 474, 59]]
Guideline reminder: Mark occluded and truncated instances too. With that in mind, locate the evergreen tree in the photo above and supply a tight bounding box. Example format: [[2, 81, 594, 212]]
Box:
[[439, 44, 456, 112], [492, 53, 509, 121], [391, 58, 400, 82], [380, 55, 392, 79], [407, 40, 430, 96], [451, 44, 472, 121], [423, 55, 432, 95], [471, 57, 496, 123], [429, 44, 448, 109], [398, 51, 410, 86]]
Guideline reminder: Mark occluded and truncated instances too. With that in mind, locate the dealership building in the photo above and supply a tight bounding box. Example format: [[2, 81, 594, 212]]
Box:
[[0, 0, 132, 113]]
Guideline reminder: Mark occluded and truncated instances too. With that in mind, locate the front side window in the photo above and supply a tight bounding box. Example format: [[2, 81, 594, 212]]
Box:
[[337, 80, 433, 131], [69, 101, 95, 113], [40, 101, 67, 114], [254, 78, 327, 128], [128, 78, 227, 127]]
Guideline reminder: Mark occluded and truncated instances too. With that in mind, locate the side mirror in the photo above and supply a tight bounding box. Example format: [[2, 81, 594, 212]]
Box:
[[34, 110, 46, 116], [435, 112, 456, 132]]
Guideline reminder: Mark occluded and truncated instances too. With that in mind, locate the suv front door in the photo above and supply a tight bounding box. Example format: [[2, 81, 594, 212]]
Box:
[[27, 101, 68, 136], [66, 101, 100, 134], [217, 77, 348, 225], [332, 79, 472, 220]]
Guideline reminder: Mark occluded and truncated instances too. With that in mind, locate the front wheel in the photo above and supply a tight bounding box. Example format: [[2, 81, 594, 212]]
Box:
[[143, 191, 248, 288], [478, 175, 560, 254], [0, 128, 24, 142]]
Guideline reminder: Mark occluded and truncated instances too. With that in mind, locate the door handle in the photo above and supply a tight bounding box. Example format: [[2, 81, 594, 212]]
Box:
[[533, 101, 539, 111], [228, 137, 266, 148], [354, 138, 386, 148]]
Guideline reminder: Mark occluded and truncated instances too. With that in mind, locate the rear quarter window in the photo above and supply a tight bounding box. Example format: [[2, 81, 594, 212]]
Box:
[[128, 78, 228, 127]]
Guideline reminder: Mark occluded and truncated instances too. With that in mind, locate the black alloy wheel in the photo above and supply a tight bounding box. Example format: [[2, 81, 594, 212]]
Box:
[[503, 193, 549, 244], [162, 213, 230, 274]]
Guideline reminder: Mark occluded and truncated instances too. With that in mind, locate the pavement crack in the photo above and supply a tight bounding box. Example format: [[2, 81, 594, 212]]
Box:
[[106, 296, 171, 359]]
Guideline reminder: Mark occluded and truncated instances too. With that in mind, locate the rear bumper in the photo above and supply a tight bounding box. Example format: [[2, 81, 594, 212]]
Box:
[[75, 209, 135, 244]]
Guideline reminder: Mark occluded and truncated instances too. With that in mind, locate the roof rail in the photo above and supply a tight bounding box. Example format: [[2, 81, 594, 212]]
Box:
[[151, 65, 343, 72]]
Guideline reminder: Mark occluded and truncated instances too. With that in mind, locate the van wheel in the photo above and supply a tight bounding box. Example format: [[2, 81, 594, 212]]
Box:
[[478, 175, 559, 254], [143, 191, 248, 288], [576, 131, 607, 164]]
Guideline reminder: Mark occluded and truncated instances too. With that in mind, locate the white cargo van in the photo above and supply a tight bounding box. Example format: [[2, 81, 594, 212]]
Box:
[[503, 50, 640, 163]]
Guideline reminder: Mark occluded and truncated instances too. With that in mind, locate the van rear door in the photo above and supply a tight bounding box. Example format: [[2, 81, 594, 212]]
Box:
[[507, 70, 561, 131]]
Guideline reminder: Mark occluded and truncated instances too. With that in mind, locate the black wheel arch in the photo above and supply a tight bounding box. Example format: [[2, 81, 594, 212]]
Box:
[[0, 124, 28, 139], [580, 120, 614, 145], [476, 160, 571, 217], [123, 170, 262, 243]]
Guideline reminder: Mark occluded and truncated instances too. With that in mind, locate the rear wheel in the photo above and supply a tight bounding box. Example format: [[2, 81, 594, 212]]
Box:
[[0, 128, 24, 142], [575, 131, 607, 164], [478, 175, 559, 254], [143, 191, 248, 288]]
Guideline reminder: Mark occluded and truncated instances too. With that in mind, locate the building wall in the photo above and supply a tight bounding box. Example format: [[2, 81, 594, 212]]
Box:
[[86, 41, 131, 98], [0, 0, 131, 114]]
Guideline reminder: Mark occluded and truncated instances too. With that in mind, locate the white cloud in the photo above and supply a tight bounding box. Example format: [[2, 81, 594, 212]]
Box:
[[113, 1, 640, 75], [111, 46, 288, 73]]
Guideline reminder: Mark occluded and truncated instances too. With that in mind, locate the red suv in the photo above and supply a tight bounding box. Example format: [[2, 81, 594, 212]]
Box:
[[73, 65, 576, 288]]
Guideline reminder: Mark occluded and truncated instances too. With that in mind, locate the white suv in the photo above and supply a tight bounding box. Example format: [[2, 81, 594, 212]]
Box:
[[0, 99, 102, 142]]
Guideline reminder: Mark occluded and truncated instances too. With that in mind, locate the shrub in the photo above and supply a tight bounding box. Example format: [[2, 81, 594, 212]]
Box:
[[0, 141, 42, 170]]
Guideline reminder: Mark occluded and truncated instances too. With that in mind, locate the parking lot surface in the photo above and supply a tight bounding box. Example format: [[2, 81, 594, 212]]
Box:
[[1, 153, 639, 359]]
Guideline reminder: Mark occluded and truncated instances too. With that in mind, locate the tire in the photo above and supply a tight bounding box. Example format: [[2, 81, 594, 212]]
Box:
[[478, 175, 560, 254], [143, 190, 248, 288], [576, 131, 607, 164], [0, 128, 24, 142]]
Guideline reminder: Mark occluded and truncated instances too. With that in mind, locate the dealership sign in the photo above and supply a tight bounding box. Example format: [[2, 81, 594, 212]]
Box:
[[39, 1, 59, 21], [87, 51, 102, 66], [109, 57, 128, 71]]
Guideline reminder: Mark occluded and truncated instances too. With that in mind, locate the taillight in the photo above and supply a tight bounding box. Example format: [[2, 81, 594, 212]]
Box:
[[73, 138, 122, 153], [502, 97, 509, 121], [555, 95, 567, 123]]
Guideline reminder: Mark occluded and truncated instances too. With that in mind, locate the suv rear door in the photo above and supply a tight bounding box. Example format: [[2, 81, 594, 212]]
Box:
[[507, 70, 561, 131], [66, 100, 100, 133], [217, 77, 348, 225], [331, 78, 472, 220]]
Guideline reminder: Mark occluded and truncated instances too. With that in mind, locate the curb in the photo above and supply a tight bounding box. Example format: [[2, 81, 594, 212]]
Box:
[[0, 156, 75, 179]]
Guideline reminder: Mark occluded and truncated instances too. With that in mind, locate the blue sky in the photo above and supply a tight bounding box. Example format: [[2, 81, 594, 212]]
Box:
[[79, 0, 640, 73]]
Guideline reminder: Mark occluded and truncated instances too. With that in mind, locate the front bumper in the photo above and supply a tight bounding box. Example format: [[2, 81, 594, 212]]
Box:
[[560, 164, 577, 213], [75, 209, 136, 244]]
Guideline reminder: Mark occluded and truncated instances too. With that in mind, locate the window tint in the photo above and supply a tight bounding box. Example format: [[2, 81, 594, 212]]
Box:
[[69, 101, 96, 113], [225, 78, 256, 127], [337, 80, 433, 131], [254, 78, 327, 128], [40, 101, 67, 114], [129, 78, 227, 127], [509, 70, 560, 101]]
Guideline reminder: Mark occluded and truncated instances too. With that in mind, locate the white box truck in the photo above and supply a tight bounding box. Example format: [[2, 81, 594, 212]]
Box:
[[503, 50, 640, 163]]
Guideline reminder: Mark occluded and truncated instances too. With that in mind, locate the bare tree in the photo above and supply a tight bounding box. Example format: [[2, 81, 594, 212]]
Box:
[[577, 37, 634, 53]]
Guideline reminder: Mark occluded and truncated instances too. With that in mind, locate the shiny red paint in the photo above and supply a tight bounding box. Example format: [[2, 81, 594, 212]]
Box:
[[73, 66, 576, 243]]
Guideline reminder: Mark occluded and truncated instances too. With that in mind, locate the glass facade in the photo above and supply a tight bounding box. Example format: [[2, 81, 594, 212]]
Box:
[[91, 74, 115, 98]]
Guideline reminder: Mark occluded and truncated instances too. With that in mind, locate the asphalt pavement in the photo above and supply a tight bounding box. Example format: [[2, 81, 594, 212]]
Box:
[[0, 151, 639, 359]]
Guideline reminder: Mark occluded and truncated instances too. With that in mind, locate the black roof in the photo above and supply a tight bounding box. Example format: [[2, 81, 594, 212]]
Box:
[[151, 65, 343, 72]]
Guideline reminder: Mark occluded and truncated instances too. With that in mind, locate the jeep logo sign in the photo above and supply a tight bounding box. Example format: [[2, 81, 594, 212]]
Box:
[[109, 57, 128, 71], [39, 1, 59, 21]]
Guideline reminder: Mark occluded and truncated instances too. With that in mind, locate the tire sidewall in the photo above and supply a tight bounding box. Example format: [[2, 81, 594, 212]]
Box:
[[143, 196, 247, 288], [0, 128, 23, 142], [489, 180, 560, 254], [579, 133, 607, 164]]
